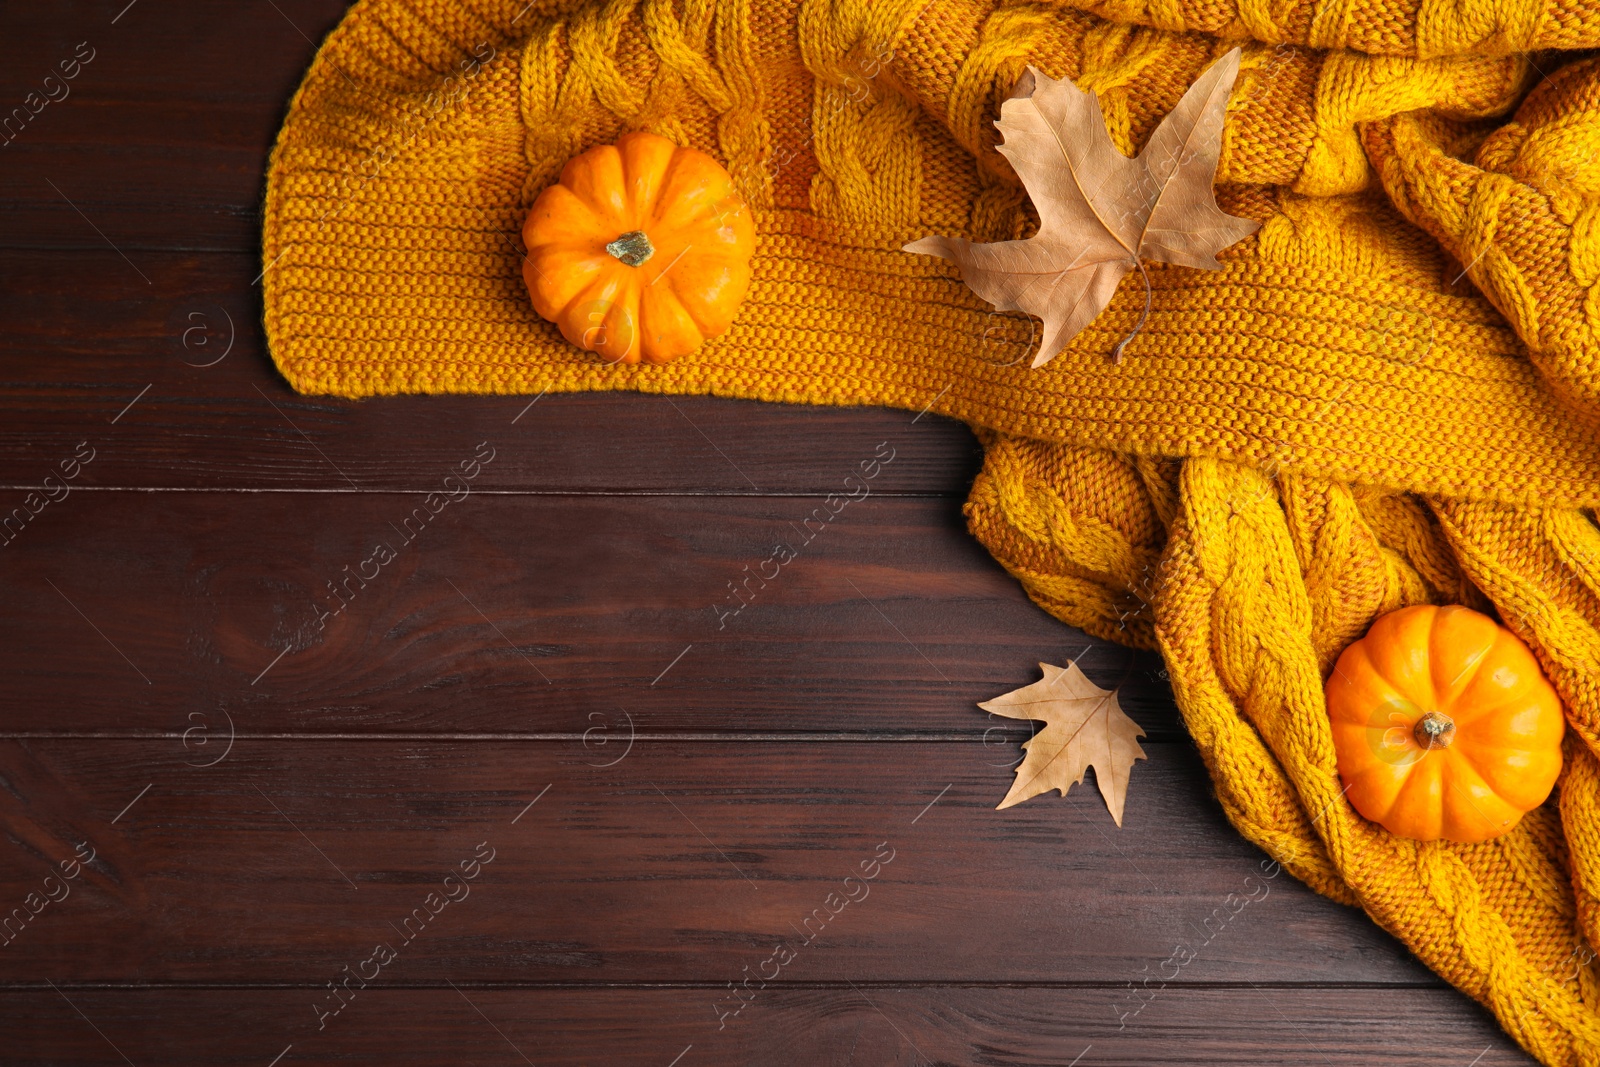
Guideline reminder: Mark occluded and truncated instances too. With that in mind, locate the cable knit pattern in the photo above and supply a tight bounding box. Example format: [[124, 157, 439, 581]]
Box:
[[1366, 57, 1600, 417], [1032, 0, 1600, 55], [967, 444, 1600, 1063], [262, 0, 1600, 1060]]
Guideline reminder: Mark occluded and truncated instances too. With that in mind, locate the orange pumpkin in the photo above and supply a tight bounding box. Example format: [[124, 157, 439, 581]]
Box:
[[1325, 604, 1565, 843], [520, 131, 756, 365]]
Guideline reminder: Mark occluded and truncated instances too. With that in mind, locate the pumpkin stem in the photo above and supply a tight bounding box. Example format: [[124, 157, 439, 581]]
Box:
[[606, 230, 655, 268], [1414, 711, 1456, 751]]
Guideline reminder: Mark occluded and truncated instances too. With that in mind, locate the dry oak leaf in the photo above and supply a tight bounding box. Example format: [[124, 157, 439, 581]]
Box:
[[905, 48, 1258, 367], [980, 661, 1147, 826]]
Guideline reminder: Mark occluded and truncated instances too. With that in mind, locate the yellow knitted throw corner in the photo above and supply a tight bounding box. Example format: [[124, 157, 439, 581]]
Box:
[[262, 0, 1600, 1060]]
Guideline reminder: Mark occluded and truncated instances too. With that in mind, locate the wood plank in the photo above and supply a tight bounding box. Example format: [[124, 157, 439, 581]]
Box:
[[0, 250, 982, 491], [0, 0, 350, 251], [0, 987, 1534, 1066], [0, 491, 1172, 736], [0, 738, 1437, 985]]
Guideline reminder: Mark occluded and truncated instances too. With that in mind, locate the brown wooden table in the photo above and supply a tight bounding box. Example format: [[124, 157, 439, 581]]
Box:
[[0, 3, 1537, 1063]]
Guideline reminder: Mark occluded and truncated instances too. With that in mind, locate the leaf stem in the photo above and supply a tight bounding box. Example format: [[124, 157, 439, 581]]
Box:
[[1111, 259, 1151, 364]]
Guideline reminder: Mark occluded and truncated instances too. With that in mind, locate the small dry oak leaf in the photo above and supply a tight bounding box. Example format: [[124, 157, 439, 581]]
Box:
[[905, 48, 1258, 367], [980, 661, 1147, 826]]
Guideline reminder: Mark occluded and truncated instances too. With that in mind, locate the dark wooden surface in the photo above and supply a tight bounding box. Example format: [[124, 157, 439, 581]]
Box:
[[0, 2, 1534, 1064]]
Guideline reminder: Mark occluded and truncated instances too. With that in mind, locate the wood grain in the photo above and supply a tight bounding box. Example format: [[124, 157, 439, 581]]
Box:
[[0, 988, 1535, 1066], [0, 490, 1173, 736], [0, 738, 1433, 985], [0, 0, 349, 251]]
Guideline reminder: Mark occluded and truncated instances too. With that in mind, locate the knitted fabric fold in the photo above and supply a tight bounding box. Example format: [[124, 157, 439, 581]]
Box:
[[966, 435, 1600, 1063], [261, 0, 1600, 1060]]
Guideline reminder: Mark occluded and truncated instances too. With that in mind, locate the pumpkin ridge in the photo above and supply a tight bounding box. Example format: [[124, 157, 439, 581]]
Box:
[[564, 271, 623, 321], [573, 272, 642, 362], [1364, 607, 1440, 711], [660, 231, 755, 265], [646, 143, 698, 228], [650, 262, 717, 336], [1438, 762, 1519, 842], [524, 250, 607, 322], [617, 132, 675, 229], [638, 279, 707, 359], [1426, 605, 1504, 708], [1396, 750, 1446, 839], [1448, 734, 1544, 757], [1325, 645, 1391, 724], [524, 185, 604, 254], [1344, 756, 1415, 824], [1435, 634, 1496, 705], [565, 144, 631, 232], [651, 149, 739, 234], [1449, 725, 1562, 810], [666, 257, 750, 335], [1443, 632, 1548, 726]]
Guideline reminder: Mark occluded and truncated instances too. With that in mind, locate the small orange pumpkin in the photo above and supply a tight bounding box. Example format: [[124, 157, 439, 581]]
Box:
[[520, 131, 756, 365], [1325, 604, 1565, 843]]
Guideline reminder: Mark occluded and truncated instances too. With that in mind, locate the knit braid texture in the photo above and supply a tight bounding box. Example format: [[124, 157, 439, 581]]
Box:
[[262, 0, 1600, 1060]]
